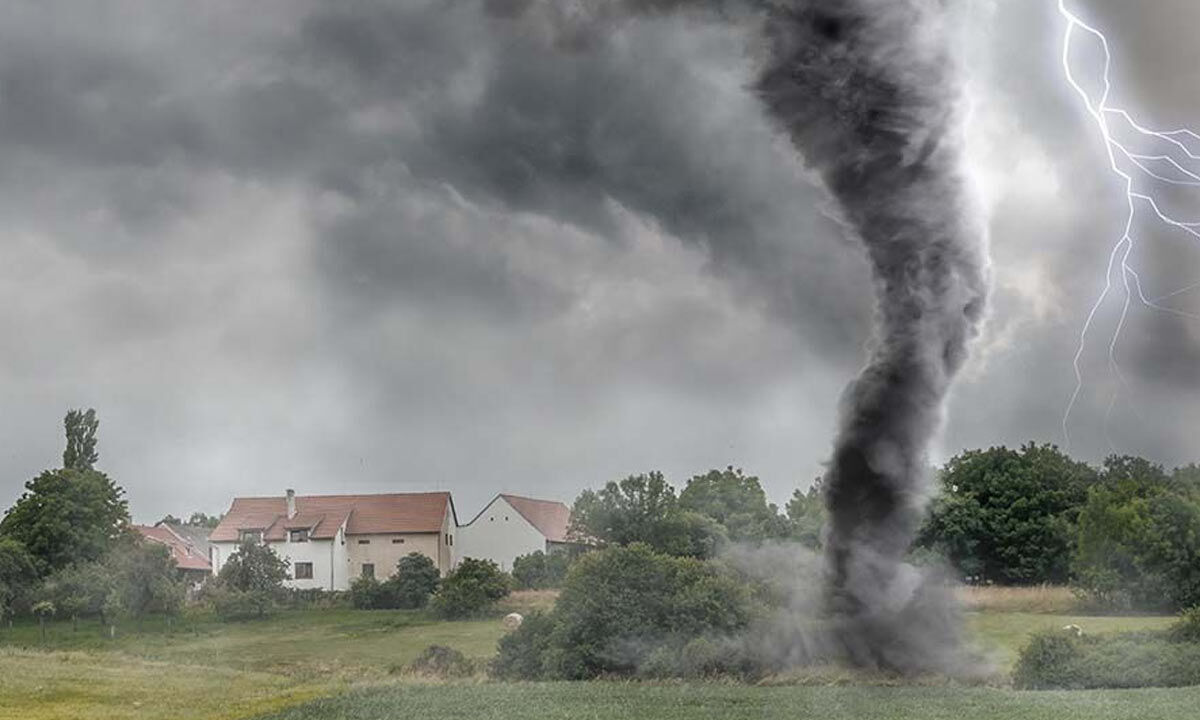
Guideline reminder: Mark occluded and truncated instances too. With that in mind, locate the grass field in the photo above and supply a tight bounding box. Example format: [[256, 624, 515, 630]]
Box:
[[0, 589, 1189, 720]]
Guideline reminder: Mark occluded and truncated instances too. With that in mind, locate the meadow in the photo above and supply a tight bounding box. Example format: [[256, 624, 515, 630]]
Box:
[[0, 588, 1192, 720]]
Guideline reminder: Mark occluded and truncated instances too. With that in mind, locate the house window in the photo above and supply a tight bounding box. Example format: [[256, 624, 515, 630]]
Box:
[[294, 562, 313, 580], [289, 529, 309, 543], [239, 530, 262, 543], [362, 564, 375, 579], [449, 535, 453, 546], [392, 538, 405, 544], [357, 539, 370, 545]]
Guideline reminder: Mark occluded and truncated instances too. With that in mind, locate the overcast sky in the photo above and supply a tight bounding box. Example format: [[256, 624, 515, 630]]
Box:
[[3, 0, 1199, 523]]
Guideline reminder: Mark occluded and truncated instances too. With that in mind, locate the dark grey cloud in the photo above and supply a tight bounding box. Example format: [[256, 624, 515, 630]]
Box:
[[1, 0, 1198, 523]]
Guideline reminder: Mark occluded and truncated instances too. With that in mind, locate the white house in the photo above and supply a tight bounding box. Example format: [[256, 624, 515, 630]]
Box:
[[210, 490, 458, 590], [456, 494, 579, 571]]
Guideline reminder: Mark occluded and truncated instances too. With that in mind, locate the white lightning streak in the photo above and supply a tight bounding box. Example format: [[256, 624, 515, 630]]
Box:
[[1058, 0, 1200, 450]]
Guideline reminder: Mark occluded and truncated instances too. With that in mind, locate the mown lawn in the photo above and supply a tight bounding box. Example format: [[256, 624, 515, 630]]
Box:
[[256, 682, 1200, 720]]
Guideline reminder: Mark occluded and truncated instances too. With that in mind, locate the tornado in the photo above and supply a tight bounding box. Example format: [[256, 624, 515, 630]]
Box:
[[754, 0, 989, 669]]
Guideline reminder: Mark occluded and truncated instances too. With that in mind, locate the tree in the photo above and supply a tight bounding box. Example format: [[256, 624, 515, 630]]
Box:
[[512, 551, 576, 590], [390, 552, 440, 609], [62, 409, 100, 471], [430, 558, 510, 619], [105, 540, 185, 629], [786, 479, 826, 549], [1, 410, 128, 575], [217, 541, 289, 593], [157, 512, 221, 528], [1073, 457, 1200, 611], [39, 560, 112, 629], [0, 538, 38, 623], [915, 443, 1095, 585], [569, 472, 725, 558], [0, 468, 129, 575], [679, 467, 791, 543]]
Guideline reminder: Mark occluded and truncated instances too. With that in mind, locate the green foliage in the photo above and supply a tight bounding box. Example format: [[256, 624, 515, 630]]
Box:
[[916, 443, 1094, 585], [679, 467, 791, 543], [217, 541, 290, 593], [38, 559, 111, 622], [207, 586, 278, 621], [511, 551, 575, 590], [430, 558, 510, 619], [1073, 458, 1200, 611], [568, 472, 726, 558], [1014, 628, 1200, 689], [785, 479, 826, 549], [407, 645, 476, 677], [158, 512, 222, 528], [494, 544, 754, 680], [349, 553, 440, 609], [62, 408, 99, 471], [0, 467, 130, 575], [104, 540, 185, 624], [390, 552, 440, 609], [1168, 606, 1200, 644], [491, 611, 557, 680], [0, 538, 38, 619]]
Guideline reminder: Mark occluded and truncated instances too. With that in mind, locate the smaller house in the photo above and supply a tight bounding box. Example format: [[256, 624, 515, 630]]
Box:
[[456, 494, 582, 571], [132, 523, 213, 588]]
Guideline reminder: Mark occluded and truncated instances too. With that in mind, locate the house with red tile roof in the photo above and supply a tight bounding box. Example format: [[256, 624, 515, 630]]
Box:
[[132, 522, 213, 587], [209, 490, 458, 590], [456, 494, 582, 572]]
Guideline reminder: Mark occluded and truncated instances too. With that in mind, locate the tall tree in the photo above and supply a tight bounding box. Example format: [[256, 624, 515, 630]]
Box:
[[62, 408, 99, 471], [1, 410, 128, 574], [0, 538, 38, 621]]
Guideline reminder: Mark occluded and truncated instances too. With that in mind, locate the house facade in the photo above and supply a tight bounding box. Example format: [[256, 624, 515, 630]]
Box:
[[456, 494, 578, 571], [210, 490, 457, 591]]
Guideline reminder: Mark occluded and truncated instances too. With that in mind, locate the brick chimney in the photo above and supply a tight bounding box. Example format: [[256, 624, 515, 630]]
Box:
[[286, 488, 296, 519]]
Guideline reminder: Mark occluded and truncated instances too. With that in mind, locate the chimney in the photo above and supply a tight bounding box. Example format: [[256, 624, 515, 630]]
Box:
[[286, 489, 296, 519]]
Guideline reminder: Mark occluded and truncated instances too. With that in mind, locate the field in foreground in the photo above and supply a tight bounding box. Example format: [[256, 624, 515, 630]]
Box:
[[0, 591, 1186, 720], [258, 683, 1200, 720]]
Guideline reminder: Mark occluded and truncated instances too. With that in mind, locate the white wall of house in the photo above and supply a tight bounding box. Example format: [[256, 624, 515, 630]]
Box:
[[456, 496, 547, 571], [211, 525, 352, 591]]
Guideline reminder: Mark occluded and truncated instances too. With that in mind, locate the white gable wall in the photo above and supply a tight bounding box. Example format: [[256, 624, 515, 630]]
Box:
[[455, 496, 547, 572]]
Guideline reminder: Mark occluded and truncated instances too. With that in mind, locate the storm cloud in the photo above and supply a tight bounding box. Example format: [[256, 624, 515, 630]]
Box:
[[2, 0, 1198, 521]]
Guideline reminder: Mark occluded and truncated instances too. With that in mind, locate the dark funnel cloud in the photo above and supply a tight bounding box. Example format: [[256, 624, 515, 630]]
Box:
[[754, 0, 989, 669]]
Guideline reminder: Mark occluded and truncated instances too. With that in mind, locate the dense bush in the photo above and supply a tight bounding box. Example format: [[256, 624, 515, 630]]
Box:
[[1014, 626, 1200, 689], [207, 542, 289, 620], [350, 553, 442, 610], [511, 551, 574, 590], [207, 586, 277, 621], [408, 645, 476, 678], [430, 558, 510, 619], [493, 543, 754, 680]]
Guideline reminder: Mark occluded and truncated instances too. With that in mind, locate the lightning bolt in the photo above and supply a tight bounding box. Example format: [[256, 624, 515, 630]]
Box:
[[1057, 0, 1200, 451]]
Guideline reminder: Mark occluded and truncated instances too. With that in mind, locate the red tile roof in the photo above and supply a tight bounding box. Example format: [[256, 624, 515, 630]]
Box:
[[133, 525, 212, 572], [500, 494, 572, 543], [211, 492, 452, 542]]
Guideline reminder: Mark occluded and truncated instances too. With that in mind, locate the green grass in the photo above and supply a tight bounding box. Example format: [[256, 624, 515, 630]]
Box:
[[967, 612, 1175, 669], [0, 600, 1191, 720], [255, 682, 1200, 720]]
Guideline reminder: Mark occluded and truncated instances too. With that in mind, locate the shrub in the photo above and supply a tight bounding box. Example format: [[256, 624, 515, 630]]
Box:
[[217, 542, 289, 593], [1014, 627, 1200, 689], [349, 576, 389, 610], [208, 586, 276, 621], [491, 611, 557, 679], [493, 543, 754, 680], [408, 645, 476, 678], [431, 558, 510, 619], [1168, 606, 1200, 644], [511, 551, 574, 590], [389, 553, 439, 609]]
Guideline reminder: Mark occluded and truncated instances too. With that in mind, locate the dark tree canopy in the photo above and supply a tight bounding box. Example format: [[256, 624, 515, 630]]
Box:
[[679, 467, 791, 542], [0, 538, 38, 618], [916, 443, 1095, 585], [786, 478, 826, 549], [217, 541, 290, 592], [0, 468, 129, 575], [62, 408, 99, 471]]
